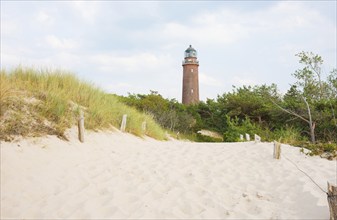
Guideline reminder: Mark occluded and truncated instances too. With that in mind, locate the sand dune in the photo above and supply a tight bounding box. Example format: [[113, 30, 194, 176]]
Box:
[[1, 128, 336, 219]]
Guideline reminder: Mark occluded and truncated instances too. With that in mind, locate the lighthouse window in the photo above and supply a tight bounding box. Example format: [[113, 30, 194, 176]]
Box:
[[191, 69, 193, 72], [191, 89, 194, 94]]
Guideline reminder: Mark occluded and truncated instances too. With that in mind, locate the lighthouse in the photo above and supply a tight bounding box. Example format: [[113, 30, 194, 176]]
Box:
[[182, 45, 199, 105]]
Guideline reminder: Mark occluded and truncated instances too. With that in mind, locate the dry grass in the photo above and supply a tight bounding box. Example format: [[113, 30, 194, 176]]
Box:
[[0, 67, 166, 141]]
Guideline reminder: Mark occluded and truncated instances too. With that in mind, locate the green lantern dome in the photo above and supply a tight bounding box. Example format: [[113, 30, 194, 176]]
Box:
[[184, 45, 197, 58]]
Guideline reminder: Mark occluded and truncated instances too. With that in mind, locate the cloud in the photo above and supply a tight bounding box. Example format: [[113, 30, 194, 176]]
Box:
[[104, 82, 134, 92], [1, 20, 19, 37], [91, 52, 174, 74], [154, 1, 334, 49], [268, 2, 321, 29], [103, 82, 155, 97], [36, 11, 54, 26], [230, 76, 259, 87], [45, 35, 79, 50], [199, 73, 222, 87], [1, 1, 335, 101], [69, 1, 100, 24], [160, 12, 250, 46]]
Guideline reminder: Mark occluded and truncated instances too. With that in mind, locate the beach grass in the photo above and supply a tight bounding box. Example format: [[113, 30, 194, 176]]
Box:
[[0, 66, 166, 140]]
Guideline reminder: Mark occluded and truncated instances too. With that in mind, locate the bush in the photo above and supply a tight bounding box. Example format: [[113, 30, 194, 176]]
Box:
[[223, 116, 263, 142], [271, 126, 305, 145], [119, 92, 196, 134], [302, 142, 337, 155], [195, 133, 223, 142]]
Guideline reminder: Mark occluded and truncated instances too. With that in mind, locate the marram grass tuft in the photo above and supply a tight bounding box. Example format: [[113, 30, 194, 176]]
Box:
[[0, 67, 166, 141]]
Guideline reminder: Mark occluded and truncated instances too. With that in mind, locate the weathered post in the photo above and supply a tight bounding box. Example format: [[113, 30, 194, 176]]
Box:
[[254, 134, 261, 143], [78, 110, 84, 143], [273, 141, 281, 159], [120, 114, 127, 132], [240, 134, 244, 141], [245, 133, 250, 141], [142, 121, 147, 133], [328, 182, 337, 220]]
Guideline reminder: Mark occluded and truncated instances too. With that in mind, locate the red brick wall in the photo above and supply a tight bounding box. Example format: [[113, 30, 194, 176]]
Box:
[[182, 62, 199, 105]]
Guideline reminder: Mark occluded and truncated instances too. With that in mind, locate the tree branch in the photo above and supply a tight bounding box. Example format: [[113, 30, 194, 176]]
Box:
[[302, 97, 313, 126], [270, 99, 310, 124]]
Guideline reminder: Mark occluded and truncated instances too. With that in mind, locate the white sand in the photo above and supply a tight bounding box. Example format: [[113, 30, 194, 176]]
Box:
[[1, 128, 336, 219]]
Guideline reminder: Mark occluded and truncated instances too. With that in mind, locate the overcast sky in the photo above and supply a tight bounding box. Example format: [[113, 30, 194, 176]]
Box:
[[1, 1, 336, 102]]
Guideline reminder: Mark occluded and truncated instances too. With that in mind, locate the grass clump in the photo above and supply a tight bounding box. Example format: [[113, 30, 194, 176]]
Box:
[[0, 66, 166, 141], [300, 142, 337, 158], [271, 126, 305, 146]]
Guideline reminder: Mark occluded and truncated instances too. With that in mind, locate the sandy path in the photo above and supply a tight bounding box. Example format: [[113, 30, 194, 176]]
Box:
[[1, 129, 336, 219]]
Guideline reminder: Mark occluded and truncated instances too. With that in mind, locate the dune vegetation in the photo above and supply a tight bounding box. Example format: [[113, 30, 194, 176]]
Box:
[[0, 52, 336, 159], [0, 67, 166, 141], [118, 52, 337, 158]]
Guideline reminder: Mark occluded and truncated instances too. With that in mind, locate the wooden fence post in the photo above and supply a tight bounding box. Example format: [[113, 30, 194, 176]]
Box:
[[142, 121, 147, 133], [273, 141, 281, 159], [254, 134, 261, 143], [328, 182, 337, 220], [245, 133, 250, 141], [78, 110, 84, 143], [120, 114, 127, 132]]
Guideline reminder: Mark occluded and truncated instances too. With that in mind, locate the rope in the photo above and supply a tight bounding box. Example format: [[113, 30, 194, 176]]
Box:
[[281, 153, 328, 195]]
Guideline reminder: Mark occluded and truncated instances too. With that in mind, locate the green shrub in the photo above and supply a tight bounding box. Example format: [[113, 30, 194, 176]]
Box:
[[271, 126, 305, 145], [223, 116, 263, 142], [195, 133, 223, 142], [302, 142, 337, 155]]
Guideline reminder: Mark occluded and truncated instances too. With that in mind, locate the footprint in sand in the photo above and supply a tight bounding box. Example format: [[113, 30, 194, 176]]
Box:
[[184, 172, 195, 185]]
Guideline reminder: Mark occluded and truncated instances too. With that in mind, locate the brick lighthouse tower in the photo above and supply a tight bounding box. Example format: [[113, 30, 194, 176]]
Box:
[[182, 45, 199, 105]]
